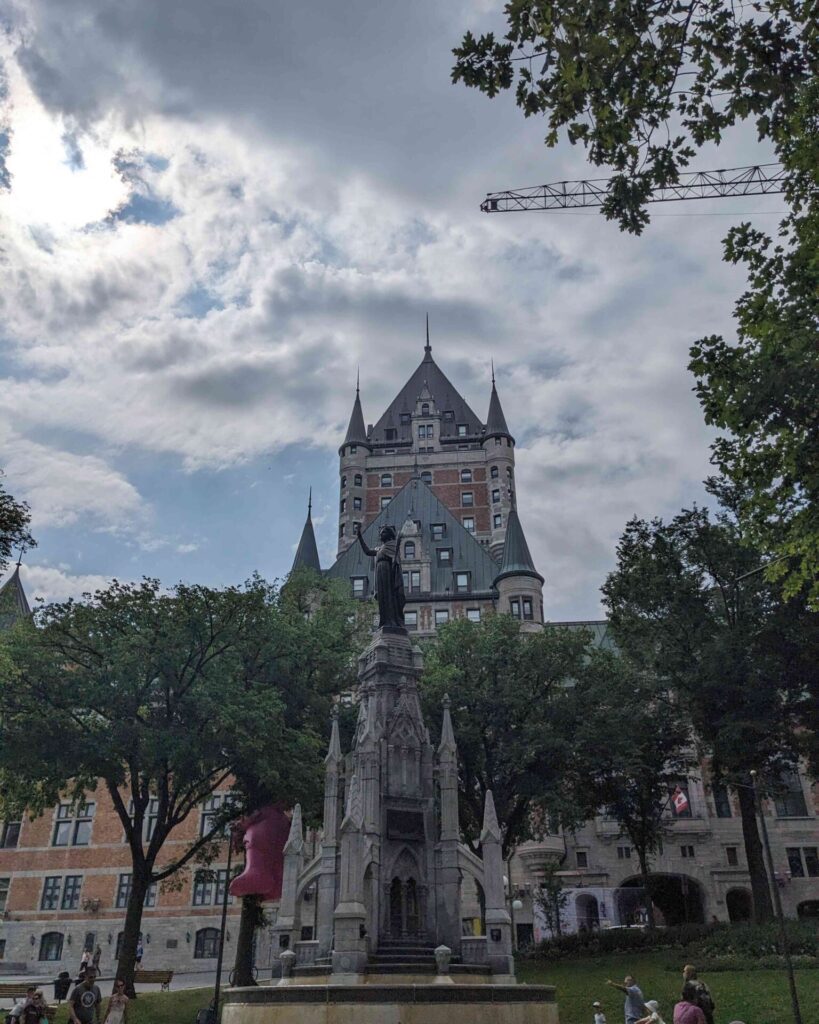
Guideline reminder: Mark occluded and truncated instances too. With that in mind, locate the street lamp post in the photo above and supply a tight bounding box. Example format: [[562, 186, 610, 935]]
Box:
[[197, 826, 235, 1024], [749, 771, 803, 1024]]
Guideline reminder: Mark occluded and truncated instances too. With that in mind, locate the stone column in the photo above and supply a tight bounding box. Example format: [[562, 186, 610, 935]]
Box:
[[317, 708, 343, 956], [435, 695, 462, 951], [273, 804, 304, 953], [480, 790, 515, 979], [332, 773, 368, 979]]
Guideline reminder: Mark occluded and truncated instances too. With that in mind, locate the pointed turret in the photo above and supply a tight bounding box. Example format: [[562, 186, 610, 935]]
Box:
[[438, 694, 457, 757], [325, 704, 343, 766], [484, 364, 513, 442], [291, 490, 321, 574], [424, 313, 432, 361], [283, 803, 304, 856], [341, 380, 369, 450], [0, 562, 31, 631], [480, 789, 502, 844], [494, 509, 544, 586]]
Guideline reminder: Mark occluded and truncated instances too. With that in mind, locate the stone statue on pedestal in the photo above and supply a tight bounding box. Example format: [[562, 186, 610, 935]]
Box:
[[357, 525, 405, 629]]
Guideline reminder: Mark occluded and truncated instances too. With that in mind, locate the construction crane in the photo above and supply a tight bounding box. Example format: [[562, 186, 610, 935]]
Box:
[[480, 163, 787, 213]]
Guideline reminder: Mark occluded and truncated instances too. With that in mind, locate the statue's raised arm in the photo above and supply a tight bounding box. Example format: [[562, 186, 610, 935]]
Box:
[[357, 528, 377, 558], [360, 524, 405, 631]]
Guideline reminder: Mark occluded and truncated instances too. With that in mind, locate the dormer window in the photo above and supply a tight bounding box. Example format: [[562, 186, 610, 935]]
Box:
[[418, 424, 432, 439], [381, 473, 392, 487], [460, 469, 472, 483], [421, 403, 430, 415], [431, 524, 445, 541], [404, 541, 416, 560], [443, 411, 454, 422], [352, 577, 368, 598], [400, 413, 411, 425], [457, 424, 468, 437], [454, 572, 470, 594], [385, 428, 397, 441], [437, 548, 452, 565]]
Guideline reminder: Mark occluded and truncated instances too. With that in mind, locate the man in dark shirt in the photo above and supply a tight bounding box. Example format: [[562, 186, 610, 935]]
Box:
[[68, 966, 102, 1024]]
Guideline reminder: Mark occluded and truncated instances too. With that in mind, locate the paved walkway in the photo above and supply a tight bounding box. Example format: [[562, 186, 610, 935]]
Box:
[[0, 967, 272, 995]]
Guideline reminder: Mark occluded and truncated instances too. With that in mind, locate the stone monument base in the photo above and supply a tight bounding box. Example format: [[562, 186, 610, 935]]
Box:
[[221, 983, 558, 1024]]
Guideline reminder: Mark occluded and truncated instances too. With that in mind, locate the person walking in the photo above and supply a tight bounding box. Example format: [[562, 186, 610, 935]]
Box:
[[92, 946, 102, 973], [135, 939, 143, 966], [68, 966, 102, 1024], [78, 949, 92, 981], [682, 964, 715, 1024], [673, 983, 707, 1024], [102, 979, 129, 1024], [606, 975, 646, 1024]]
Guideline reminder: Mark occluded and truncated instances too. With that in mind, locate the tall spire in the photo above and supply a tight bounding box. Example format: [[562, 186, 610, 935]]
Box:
[[485, 366, 512, 440], [0, 560, 31, 630], [438, 694, 457, 756], [291, 490, 321, 573], [342, 380, 369, 448], [494, 509, 544, 585], [424, 313, 432, 360], [480, 789, 502, 844]]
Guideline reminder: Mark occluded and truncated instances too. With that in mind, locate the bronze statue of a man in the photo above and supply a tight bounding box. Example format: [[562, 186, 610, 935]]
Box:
[[357, 524, 406, 630]]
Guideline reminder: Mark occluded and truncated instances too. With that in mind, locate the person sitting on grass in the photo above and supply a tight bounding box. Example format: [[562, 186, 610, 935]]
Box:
[[636, 999, 667, 1024], [606, 975, 646, 1024], [593, 1000, 607, 1024], [673, 982, 707, 1024]]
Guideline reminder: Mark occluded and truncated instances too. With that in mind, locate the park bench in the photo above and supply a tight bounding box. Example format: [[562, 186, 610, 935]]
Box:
[[0, 985, 57, 1021], [133, 969, 174, 991]]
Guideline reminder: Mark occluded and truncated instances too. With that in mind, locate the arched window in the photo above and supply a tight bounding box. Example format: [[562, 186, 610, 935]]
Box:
[[341, 475, 347, 488], [404, 541, 416, 560], [380, 473, 392, 487], [506, 466, 513, 477], [354, 474, 363, 486], [421, 403, 430, 415], [194, 927, 220, 959], [460, 469, 472, 483], [39, 932, 63, 962], [491, 466, 499, 479]]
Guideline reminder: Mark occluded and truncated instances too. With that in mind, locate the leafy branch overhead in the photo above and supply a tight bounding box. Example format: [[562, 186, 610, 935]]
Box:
[[452, 1, 814, 232]]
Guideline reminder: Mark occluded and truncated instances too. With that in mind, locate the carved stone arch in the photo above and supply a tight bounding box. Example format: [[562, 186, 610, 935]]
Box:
[[294, 854, 323, 904], [386, 844, 421, 883]]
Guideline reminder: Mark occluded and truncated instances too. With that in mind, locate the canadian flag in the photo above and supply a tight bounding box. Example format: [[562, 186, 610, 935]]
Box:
[[672, 786, 690, 815]]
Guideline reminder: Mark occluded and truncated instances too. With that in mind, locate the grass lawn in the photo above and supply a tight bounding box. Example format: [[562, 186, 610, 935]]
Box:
[[518, 951, 817, 1024], [52, 987, 210, 1024]]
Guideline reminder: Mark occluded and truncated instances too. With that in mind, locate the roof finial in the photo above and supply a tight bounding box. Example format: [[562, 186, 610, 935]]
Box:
[[424, 313, 431, 357], [491, 358, 496, 387], [356, 366, 360, 394], [15, 546, 25, 568], [308, 487, 312, 517]]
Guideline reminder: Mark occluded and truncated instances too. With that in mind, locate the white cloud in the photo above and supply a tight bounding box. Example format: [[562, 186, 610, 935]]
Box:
[[19, 563, 115, 604]]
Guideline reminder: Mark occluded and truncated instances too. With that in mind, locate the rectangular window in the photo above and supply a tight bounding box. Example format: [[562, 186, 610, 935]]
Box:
[[73, 803, 95, 846], [61, 876, 82, 911], [726, 846, 738, 866], [418, 424, 430, 439], [510, 598, 520, 618], [712, 784, 732, 818], [454, 572, 470, 594], [576, 851, 588, 869], [435, 610, 449, 626], [52, 804, 72, 847], [466, 609, 481, 623], [400, 413, 411, 425], [339, 523, 345, 538], [41, 877, 61, 911], [437, 548, 452, 565], [522, 598, 533, 620], [349, 445, 357, 454], [804, 848, 819, 877], [457, 424, 467, 437], [385, 428, 397, 441], [443, 411, 454, 422], [461, 492, 474, 507], [681, 845, 695, 859], [431, 524, 445, 541], [421, 471, 432, 484], [491, 466, 499, 479], [381, 496, 391, 509], [462, 517, 475, 533], [0, 822, 20, 848], [460, 469, 472, 482], [493, 513, 502, 529], [786, 847, 805, 877], [116, 874, 132, 909], [192, 869, 233, 906], [0, 878, 9, 913], [340, 498, 346, 513], [492, 489, 500, 503], [773, 772, 808, 817], [352, 577, 368, 598], [404, 610, 417, 630], [616, 846, 631, 860], [353, 496, 362, 511]]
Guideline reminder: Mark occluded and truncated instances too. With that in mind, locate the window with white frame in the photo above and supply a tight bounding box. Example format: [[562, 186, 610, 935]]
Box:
[[53, 803, 95, 847], [457, 424, 467, 437], [380, 473, 392, 487], [773, 772, 808, 817], [404, 541, 416, 559], [434, 609, 449, 626], [116, 873, 157, 909], [0, 878, 9, 913], [466, 608, 481, 623], [461, 491, 474, 507], [493, 513, 502, 529], [454, 572, 470, 594], [786, 847, 818, 878], [380, 496, 391, 509], [352, 577, 368, 598], [490, 465, 499, 479], [0, 821, 20, 848], [192, 869, 234, 906], [404, 610, 417, 630], [462, 517, 475, 533], [200, 794, 232, 837], [460, 469, 472, 482]]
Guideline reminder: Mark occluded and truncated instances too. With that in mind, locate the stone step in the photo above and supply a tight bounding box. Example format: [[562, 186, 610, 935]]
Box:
[[370, 953, 462, 965], [365, 962, 491, 976]]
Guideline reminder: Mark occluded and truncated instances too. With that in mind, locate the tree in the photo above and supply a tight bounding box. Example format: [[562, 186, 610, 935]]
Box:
[[0, 574, 357, 995], [0, 474, 34, 573], [452, 1, 814, 233], [532, 859, 569, 938], [689, 82, 819, 608], [420, 614, 593, 858], [601, 479, 818, 921], [568, 653, 694, 928]]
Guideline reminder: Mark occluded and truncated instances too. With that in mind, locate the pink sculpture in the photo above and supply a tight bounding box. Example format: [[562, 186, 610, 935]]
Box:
[[229, 805, 291, 901]]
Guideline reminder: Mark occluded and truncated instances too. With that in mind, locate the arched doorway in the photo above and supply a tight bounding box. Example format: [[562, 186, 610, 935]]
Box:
[[575, 893, 600, 932], [617, 874, 705, 926], [726, 888, 752, 922], [386, 849, 423, 939]]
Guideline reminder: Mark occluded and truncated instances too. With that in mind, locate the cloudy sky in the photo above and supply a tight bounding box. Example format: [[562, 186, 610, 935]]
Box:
[[0, 1, 780, 618]]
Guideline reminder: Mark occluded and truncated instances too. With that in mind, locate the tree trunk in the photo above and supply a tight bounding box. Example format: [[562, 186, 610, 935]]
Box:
[[636, 848, 657, 930], [737, 780, 774, 922], [117, 867, 151, 998], [232, 896, 262, 987]]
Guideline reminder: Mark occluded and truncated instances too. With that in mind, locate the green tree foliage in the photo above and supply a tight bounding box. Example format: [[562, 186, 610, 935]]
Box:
[[0, 474, 34, 573], [420, 613, 593, 857], [532, 859, 569, 937], [0, 574, 357, 994], [601, 479, 818, 921], [568, 653, 694, 928], [689, 84, 819, 607], [452, 0, 815, 233]]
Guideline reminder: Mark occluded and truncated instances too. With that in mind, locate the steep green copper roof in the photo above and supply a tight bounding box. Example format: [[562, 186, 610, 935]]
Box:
[[494, 509, 544, 585], [327, 476, 500, 597], [342, 385, 369, 448], [549, 619, 616, 653], [291, 494, 322, 573], [485, 379, 512, 440], [0, 565, 31, 630]]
